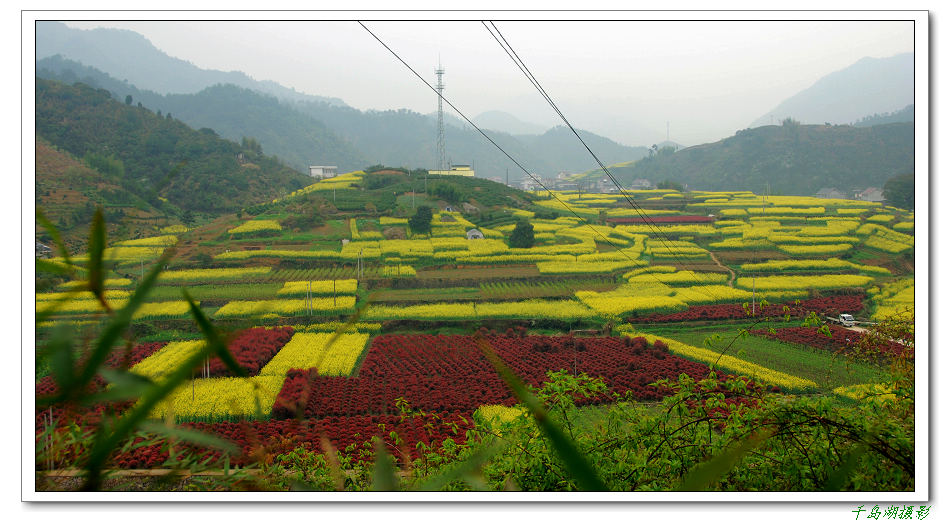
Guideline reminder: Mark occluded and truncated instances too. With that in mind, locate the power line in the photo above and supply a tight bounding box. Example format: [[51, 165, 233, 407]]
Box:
[[483, 21, 685, 253], [358, 21, 641, 262], [482, 21, 720, 297]]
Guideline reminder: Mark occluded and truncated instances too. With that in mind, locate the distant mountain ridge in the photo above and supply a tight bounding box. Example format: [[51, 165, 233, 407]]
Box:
[[585, 121, 913, 196], [35, 22, 347, 107], [36, 55, 370, 172], [38, 53, 648, 178], [472, 110, 549, 135], [750, 53, 913, 128]]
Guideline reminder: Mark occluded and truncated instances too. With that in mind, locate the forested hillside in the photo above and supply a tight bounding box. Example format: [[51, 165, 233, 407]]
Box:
[[37, 56, 369, 172], [582, 120, 913, 195], [35, 77, 312, 217]]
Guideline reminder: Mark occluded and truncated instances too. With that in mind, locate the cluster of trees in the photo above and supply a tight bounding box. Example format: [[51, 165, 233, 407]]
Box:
[[883, 172, 914, 210], [408, 206, 433, 236]]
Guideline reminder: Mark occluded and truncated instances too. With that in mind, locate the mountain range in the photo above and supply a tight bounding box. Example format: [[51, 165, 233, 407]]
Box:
[[35, 22, 648, 179], [750, 53, 913, 128], [34, 21, 915, 197]]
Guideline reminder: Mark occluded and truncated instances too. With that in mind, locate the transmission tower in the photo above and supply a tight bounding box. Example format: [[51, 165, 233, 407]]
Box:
[[435, 63, 446, 172]]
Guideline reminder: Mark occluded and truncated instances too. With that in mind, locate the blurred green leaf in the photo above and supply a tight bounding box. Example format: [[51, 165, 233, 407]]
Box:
[[34, 289, 87, 326], [45, 326, 75, 399], [822, 443, 867, 491], [371, 438, 399, 491], [83, 368, 156, 404], [676, 429, 771, 491], [475, 335, 607, 491], [70, 250, 173, 411], [35, 258, 74, 276], [416, 438, 506, 491], [36, 208, 73, 266], [184, 289, 246, 378], [82, 332, 220, 490], [138, 419, 239, 455], [87, 208, 107, 306]]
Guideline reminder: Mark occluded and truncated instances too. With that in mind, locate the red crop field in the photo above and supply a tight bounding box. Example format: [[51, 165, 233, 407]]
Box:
[[41, 413, 473, 469], [629, 294, 865, 323], [273, 334, 714, 419], [207, 326, 295, 377]]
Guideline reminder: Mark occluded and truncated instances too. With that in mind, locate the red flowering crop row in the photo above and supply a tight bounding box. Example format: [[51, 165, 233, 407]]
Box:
[[629, 294, 865, 324], [750, 325, 910, 357], [105, 413, 473, 469], [207, 327, 295, 377], [272, 334, 715, 419]]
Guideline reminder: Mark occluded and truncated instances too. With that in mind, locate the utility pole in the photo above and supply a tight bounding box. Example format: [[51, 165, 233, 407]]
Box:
[[435, 63, 446, 174], [752, 274, 756, 316]]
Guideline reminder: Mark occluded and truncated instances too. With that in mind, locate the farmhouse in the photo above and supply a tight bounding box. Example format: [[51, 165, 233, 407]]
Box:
[[308, 165, 338, 179], [856, 187, 885, 202], [814, 187, 847, 199], [35, 241, 52, 258]]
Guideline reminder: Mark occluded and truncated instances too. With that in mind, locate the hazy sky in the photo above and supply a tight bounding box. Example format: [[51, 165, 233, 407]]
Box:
[[63, 18, 913, 146]]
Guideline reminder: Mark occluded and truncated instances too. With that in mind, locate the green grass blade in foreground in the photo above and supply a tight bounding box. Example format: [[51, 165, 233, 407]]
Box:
[[675, 428, 771, 491], [81, 329, 226, 490], [86, 208, 107, 307], [416, 438, 506, 491], [822, 443, 867, 491], [138, 419, 239, 456], [58, 250, 174, 408], [36, 208, 73, 267], [35, 258, 74, 277], [474, 334, 607, 491], [44, 324, 76, 398], [34, 287, 88, 326], [184, 289, 247, 378], [371, 438, 400, 491], [83, 369, 156, 405]]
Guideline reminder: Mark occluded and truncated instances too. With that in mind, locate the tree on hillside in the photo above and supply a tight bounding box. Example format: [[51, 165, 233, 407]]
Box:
[[656, 179, 684, 191], [509, 220, 535, 248], [433, 182, 463, 203], [408, 205, 433, 236], [883, 172, 914, 210]]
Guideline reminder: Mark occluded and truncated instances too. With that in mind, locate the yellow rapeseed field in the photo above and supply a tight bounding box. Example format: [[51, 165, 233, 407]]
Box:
[[214, 297, 357, 318], [151, 376, 286, 420], [259, 332, 370, 377], [131, 340, 206, 381], [228, 220, 282, 235]]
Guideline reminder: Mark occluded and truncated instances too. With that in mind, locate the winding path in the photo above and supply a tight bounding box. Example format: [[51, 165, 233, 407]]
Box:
[[708, 251, 736, 287]]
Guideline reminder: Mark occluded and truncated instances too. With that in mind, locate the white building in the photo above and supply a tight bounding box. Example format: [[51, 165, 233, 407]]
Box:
[[309, 165, 338, 179], [856, 187, 885, 202]]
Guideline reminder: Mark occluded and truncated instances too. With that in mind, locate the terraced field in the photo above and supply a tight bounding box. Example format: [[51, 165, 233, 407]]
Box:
[[36, 175, 916, 490]]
